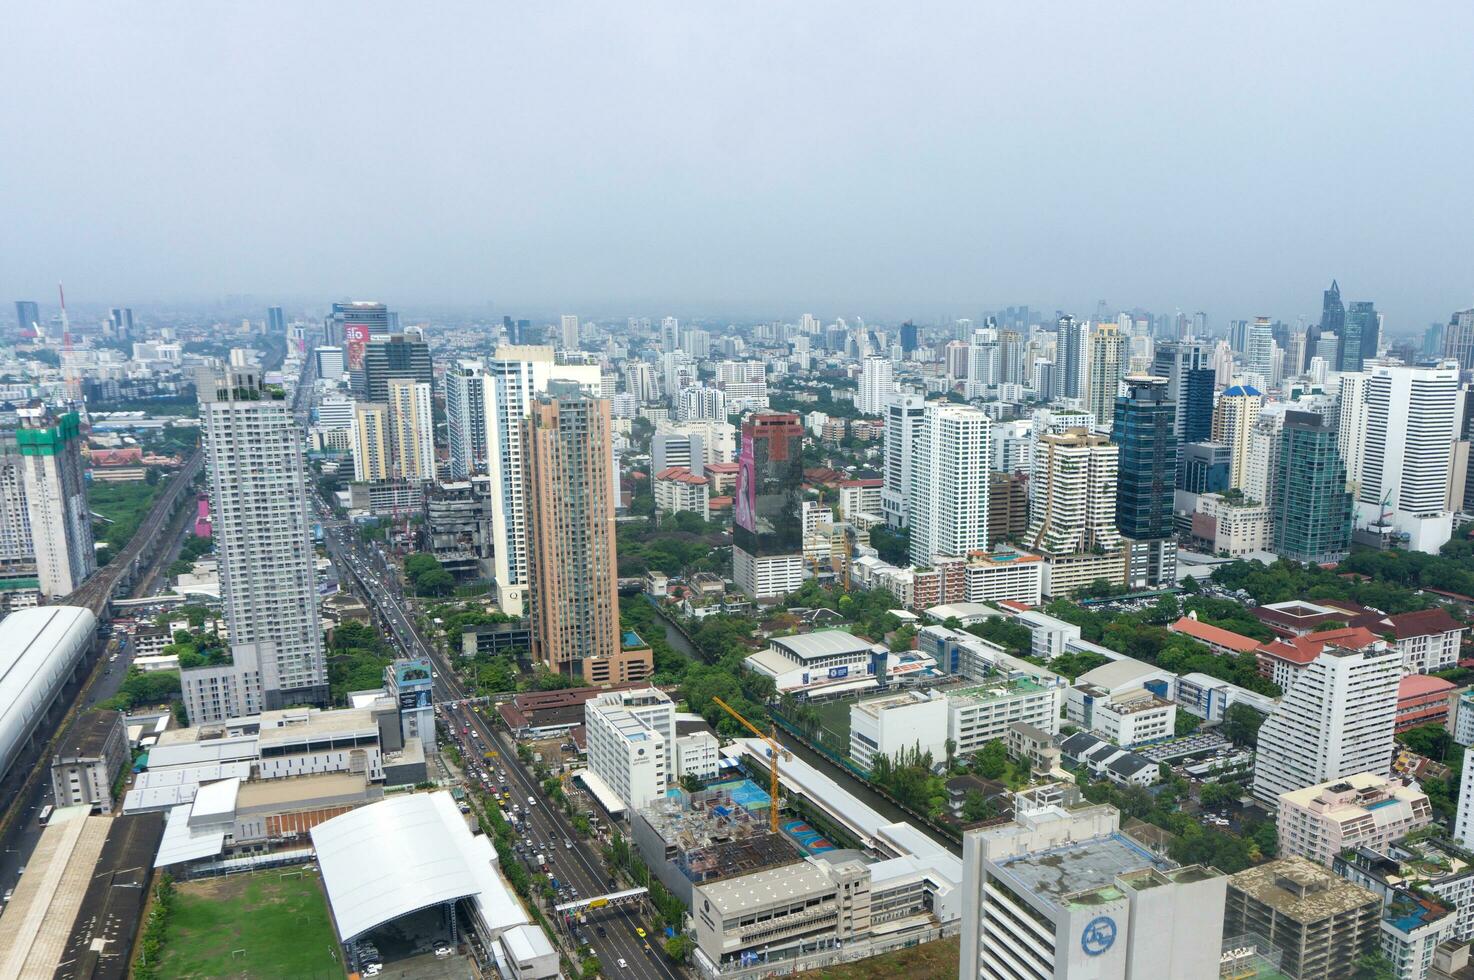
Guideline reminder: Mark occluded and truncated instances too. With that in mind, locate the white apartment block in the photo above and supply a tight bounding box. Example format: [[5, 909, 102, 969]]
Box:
[[181, 643, 265, 725], [200, 367, 327, 708], [948, 678, 1061, 756], [1192, 493, 1273, 556], [676, 384, 726, 421], [849, 689, 950, 772], [387, 378, 435, 481], [585, 688, 676, 811], [653, 467, 710, 520], [352, 401, 390, 482], [1212, 385, 1263, 492], [1352, 362, 1465, 553], [1251, 644, 1401, 804], [881, 393, 926, 528], [444, 360, 489, 478], [12, 406, 96, 598], [1458, 752, 1474, 851], [1027, 429, 1122, 557], [732, 549, 804, 600], [965, 551, 1044, 607], [1278, 774, 1433, 867], [858, 356, 896, 414], [908, 403, 991, 566], [960, 804, 1227, 980], [1085, 688, 1177, 748]]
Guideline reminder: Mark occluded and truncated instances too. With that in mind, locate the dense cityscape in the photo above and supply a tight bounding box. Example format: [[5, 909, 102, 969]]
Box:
[[5, 5, 1474, 980], [1, 294, 1473, 980]]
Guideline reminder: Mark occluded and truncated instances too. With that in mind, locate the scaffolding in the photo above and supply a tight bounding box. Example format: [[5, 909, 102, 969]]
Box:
[[643, 786, 797, 887]]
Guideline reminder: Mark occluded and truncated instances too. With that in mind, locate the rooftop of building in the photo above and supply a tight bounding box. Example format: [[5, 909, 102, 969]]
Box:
[[257, 706, 379, 743], [1385, 607, 1465, 639], [1169, 615, 1261, 653], [1399, 674, 1456, 699], [1228, 856, 1380, 923], [771, 629, 878, 661], [951, 676, 1047, 703], [235, 770, 372, 809], [994, 830, 1178, 911], [1258, 626, 1383, 665], [1075, 657, 1161, 691], [852, 689, 942, 717], [55, 709, 124, 760], [696, 858, 836, 917], [1280, 772, 1427, 816]]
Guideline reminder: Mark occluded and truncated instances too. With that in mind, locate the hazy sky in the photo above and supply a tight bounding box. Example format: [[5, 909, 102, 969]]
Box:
[[3, 2, 1471, 333]]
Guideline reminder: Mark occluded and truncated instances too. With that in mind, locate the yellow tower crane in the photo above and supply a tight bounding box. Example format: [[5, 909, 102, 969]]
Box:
[[711, 696, 787, 834]]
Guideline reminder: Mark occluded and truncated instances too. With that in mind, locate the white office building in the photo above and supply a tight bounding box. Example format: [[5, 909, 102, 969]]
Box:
[[444, 359, 489, 478], [585, 688, 676, 811], [1352, 362, 1465, 553], [849, 689, 949, 771], [960, 803, 1226, 979], [1456, 751, 1474, 852], [881, 393, 926, 528], [1251, 644, 1401, 804], [908, 403, 990, 566], [198, 365, 327, 709]]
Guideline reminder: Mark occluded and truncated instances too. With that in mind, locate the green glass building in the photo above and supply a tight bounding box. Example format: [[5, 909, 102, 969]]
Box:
[[1272, 410, 1352, 563]]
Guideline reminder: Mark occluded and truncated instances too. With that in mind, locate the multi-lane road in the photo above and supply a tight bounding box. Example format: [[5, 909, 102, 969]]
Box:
[[319, 509, 684, 980]]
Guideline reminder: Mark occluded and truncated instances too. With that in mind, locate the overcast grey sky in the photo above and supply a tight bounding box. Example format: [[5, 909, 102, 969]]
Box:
[[3, 2, 1471, 332]]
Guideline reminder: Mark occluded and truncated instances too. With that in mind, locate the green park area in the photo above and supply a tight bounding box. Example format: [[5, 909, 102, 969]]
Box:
[[148, 871, 341, 979], [795, 936, 959, 979]]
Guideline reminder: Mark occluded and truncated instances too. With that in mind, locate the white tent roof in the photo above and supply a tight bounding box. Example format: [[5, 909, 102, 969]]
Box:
[[311, 791, 529, 943], [154, 804, 226, 868]]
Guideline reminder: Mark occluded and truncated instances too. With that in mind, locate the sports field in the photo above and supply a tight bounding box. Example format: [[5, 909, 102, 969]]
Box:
[[794, 936, 958, 979], [152, 870, 342, 979]]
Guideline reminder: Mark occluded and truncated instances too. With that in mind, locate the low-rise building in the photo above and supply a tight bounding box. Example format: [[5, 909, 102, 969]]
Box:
[[585, 687, 675, 810], [849, 689, 950, 771], [960, 803, 1226, 978], [1255, 626, 1384, 692], [1168, 614, 1262, 657], [1082, 688, 1177, 748], [1190, 492, 1272, 557], [1277, 774, 1433, 867], [1059, 731, 1162, 788], [653, 466, 711, 520], [948, 678, 1061, 756], [1223, 856, 1381, 980], [50, 710, 129, 814], [1174, 671, 1277, 723], [675, 730, 721, 783], [1005, 721, 1060, 774], [1382, 608, 1467, 675], [1398, 675, 1456, 732], [743, 630, 886, 700]]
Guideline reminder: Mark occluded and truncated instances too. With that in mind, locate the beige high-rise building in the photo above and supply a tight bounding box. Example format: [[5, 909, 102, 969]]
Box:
[[387, 379, 435, 481], [1212, 383, 1264, 492], [352, 402, 390, 482], [1027, 428, 1125, 597], [525, 384, 651, 686], [1084, 322, 1125, 428]]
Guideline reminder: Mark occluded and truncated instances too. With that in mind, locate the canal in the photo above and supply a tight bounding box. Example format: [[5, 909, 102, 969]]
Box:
[[650, 605, 962, 855]]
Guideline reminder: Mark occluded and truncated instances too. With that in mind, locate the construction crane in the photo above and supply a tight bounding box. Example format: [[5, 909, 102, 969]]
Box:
[[711, 696, 787, 834]]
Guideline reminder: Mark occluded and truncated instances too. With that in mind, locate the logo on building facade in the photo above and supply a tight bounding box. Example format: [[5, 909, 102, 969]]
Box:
[[1081, 916, 1117, 956]]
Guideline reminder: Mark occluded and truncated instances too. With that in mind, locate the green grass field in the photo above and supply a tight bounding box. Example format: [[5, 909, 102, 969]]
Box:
[[154, 871, 342, 979]]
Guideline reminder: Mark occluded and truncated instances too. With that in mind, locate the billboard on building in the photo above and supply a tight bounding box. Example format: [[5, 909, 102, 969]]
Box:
[[344, 323, 370, 371]]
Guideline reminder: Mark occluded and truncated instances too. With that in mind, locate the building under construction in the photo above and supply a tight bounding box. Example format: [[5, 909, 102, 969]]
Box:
[[629, 783, 799, 905]]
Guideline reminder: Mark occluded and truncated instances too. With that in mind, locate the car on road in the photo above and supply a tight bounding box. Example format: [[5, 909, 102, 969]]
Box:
[[527, 796, 536, 806], [635, 927, 646, 939], [434, 944, 453, 958]]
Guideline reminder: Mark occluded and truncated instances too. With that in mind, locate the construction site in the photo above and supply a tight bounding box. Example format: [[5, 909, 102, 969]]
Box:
[[629, 781, 800, 905]]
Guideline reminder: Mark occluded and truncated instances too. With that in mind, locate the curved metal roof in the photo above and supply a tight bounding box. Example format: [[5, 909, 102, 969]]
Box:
[[311, 791, 527, 942], [0, 606, 97, 780]]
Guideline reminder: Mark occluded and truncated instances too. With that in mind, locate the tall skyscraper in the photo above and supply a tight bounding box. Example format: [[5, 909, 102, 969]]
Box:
[[858, 356, 895, 414], [899, 320, 920, 354], [14, 300, 40, 337], [1353, 362, 1464, 552], [560, 314, 580, 350], [361, 332, 432, 403], [881, 394, 926, 529], [387, 379, 435, 481], [325, 300, 391, 386], [1340, 301, 1378, 374], [998, 330, 1024, 384], [1027, 429, 1124, 596], [444, 360, 490, 478], [351, 402, 391, 482], [1251, 644, 1399, 804], [0, 431, 35, 588], [1244, 317, 1275, 380], [1083, 322, 1125, 426], [732, 412, 805, 598], [484, 346, 602, 615], [107, 307, 134, 339], [1212, 384, 1263, 492], [1151, 340, 1214, 445], [1055, 315, 1085, 399], [199, 364, 326, 708], [1319, 279, 1345, 361], [907, 403, 990, 566], [1443, 308, 1474, 373], [525, 384, 649, 685], [1272, 411, 1352, 564], [266, 306, 286, 335], [1113, 377, 1177, 588], [11, 405, 95, 598]]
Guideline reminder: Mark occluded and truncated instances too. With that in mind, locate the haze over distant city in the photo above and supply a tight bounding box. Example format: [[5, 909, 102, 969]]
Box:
[[3, 2, 1472, 331]]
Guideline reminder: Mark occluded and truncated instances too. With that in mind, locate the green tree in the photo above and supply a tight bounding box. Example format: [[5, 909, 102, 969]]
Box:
[[1353, 951, 1396, 980], [1223, 703, 1266, 748], [664, 935, 694, 963], [976, 740, 1008, 780]]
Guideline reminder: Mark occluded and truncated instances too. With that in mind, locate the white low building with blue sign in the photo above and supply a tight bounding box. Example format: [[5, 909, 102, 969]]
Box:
[[960, 803, 1226, 978], [742, 630, 888, 700]]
